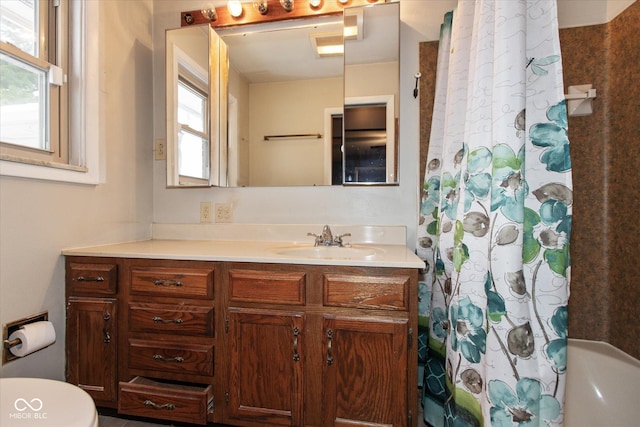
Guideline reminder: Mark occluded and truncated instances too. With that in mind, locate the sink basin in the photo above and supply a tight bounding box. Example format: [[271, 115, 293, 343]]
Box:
[[272, 245, 382, 260]]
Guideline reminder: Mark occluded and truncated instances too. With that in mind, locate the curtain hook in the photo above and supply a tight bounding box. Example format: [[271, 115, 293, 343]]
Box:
[[413, 72, 422, 99]]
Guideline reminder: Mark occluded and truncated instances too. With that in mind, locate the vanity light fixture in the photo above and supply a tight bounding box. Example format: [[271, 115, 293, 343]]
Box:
[[182, 0, 383, 28], [227, 0, 243, 18], [280, 0, 294, 12], [253, 0, 268, 15], [201, 8, 217, 21]]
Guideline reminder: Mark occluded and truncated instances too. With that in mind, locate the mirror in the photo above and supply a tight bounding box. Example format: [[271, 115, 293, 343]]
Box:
[[166, 2, 399, 188], [165, 25, 226, 187]]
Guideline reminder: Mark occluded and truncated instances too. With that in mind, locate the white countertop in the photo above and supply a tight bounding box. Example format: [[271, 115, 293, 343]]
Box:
[[62, 239, 424, 268]]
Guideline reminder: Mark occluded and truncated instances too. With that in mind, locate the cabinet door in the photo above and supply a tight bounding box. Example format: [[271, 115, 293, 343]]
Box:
[[322, 316, 408, 427], [227, 308, 304, 426], [66, 297, 118, 406]]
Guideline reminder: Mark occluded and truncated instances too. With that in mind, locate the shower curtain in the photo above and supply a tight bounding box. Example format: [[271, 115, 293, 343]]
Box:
[[417, 1, 572, 426]]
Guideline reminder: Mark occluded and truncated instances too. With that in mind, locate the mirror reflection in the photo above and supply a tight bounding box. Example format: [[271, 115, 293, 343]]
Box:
[[219, 16, 344, 187], [166, 26, 212, 187], [343, 3, 399, 185], [165, 2, 399, 188]]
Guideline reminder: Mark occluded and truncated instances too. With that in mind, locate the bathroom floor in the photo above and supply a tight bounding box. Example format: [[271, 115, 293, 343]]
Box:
[[98, 390, 429, 426]]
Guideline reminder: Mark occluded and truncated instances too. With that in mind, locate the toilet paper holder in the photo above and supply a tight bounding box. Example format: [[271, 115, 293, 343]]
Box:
[[2, 311, 48, 364]]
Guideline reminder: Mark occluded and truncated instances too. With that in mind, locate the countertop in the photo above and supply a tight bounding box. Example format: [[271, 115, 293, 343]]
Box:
[[62, 224, 425, 268], [62, 239, 424, 268]]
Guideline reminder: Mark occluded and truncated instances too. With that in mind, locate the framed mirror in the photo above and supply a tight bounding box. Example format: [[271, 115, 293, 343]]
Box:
[[165, 1, 399, 188]]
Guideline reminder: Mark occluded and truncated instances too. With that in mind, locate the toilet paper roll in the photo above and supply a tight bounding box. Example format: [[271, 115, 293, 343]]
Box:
[[8, 321, 56, 357]]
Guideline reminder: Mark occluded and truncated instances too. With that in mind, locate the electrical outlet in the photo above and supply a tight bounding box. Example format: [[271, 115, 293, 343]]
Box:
[[215, 203, 233, 223], [200, 202, 213, 223], [155, 138, 166, 160]]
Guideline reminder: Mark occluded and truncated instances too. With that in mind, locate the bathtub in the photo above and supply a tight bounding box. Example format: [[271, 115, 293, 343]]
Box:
[[565, 338, 640, 427]]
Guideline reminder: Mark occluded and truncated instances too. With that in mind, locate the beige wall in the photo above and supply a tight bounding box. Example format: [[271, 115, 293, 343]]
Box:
[[0, 0, 154, 378], [248, 78, 342, 186]]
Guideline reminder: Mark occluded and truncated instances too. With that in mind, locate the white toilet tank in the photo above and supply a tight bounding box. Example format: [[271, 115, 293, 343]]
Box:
[[0, 377, 98, 427]]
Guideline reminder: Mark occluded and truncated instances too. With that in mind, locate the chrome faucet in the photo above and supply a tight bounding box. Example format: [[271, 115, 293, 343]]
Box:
[[307, 225, 351, 247]]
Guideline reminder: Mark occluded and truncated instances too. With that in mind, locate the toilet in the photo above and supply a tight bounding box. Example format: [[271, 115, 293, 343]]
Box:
[[0, 377, 98, 427]]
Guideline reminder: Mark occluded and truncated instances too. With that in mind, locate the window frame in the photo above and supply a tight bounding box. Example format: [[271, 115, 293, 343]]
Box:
[[0, 0, 101, 185]]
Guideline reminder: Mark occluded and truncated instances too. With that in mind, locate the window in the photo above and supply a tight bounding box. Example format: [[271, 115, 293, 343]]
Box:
[[0, 0, 99, 183], [1, 0, 67, 162]]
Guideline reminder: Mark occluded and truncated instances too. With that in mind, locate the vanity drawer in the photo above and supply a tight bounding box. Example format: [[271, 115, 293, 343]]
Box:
[[119, 377, 213, 425], [128, 339, 214, 376], [130, 266, 214, 298], [129, 303, 214, 336], [229, 269, 306, 305], [323, 273, 410, 311], [68, 262, 118, 295]]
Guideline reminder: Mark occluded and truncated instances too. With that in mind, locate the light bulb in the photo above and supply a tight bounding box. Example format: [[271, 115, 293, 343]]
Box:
[[227, 0, 243, 18], [200, 8, 216, 21], [280, 0, 294, 12], [309, 0, 321, 8], [254, 0, 268, 15]]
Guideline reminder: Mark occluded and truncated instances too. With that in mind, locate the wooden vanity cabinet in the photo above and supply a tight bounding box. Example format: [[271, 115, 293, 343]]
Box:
[[66, 256, 418, 427], [223, 263, 418, 427], [65, 257, 120, 408]]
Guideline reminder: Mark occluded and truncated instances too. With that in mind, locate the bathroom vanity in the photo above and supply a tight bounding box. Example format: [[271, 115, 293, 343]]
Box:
[[63, 225, 422, 427]]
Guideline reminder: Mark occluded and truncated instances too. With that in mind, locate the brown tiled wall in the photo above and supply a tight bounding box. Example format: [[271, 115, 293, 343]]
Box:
[[419, 1, 640, 359], [418, 41, 439, 185], [604, 1, 640, 359]]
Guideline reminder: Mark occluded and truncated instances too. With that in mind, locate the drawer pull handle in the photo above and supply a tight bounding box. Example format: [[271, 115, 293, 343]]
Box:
[[153, 279, 183, 287], [152, 354, 184, 363], [76, 276, 105, 282], [292, 327, 300, 361], [143, 400, 175, 411], [326, 329, 334, 365], [152, 316, 183, 324]]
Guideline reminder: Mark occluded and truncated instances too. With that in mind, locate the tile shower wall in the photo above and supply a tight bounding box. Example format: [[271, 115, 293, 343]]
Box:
[[419, 1, 640, 359]]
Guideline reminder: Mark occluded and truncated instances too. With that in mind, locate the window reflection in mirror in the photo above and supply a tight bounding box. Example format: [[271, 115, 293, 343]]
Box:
[[166, 26, 223, 187], [177, 76, 209, 181]]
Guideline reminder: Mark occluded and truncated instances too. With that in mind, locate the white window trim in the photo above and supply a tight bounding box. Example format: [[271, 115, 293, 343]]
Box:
[[0, 1, 102, 185]]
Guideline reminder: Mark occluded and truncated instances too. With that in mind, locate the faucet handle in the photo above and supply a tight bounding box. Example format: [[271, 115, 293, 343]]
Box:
[[307, 232, 323, 246], [333, 232, 351, 246]]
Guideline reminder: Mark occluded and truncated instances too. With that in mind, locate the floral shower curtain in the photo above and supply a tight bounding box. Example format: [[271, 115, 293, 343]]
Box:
[[417, 1, 572, 426]]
